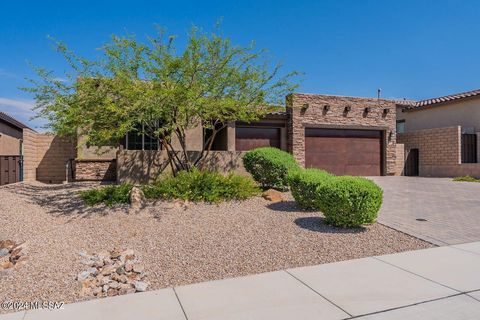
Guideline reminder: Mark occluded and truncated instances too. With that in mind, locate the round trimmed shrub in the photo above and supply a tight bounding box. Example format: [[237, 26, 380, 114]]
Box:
[[316, 176, 383, 227], [288, 168, 332, 209], [243, 147, 299, 190]]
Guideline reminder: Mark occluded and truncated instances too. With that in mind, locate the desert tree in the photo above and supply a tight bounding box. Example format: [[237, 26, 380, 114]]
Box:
[[24, 26, 300, 172]]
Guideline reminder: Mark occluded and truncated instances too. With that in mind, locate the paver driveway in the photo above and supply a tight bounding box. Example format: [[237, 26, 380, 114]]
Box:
[[370, 176, 480, 246]]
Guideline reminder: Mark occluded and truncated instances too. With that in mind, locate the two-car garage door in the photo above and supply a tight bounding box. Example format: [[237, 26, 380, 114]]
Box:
[[305, 128, 383, 176]]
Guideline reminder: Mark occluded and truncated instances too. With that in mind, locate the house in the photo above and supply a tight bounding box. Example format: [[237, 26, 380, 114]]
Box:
[[76, 93, 398, 183], [0, 112, 32, 185], [396, 88, 480, 177]]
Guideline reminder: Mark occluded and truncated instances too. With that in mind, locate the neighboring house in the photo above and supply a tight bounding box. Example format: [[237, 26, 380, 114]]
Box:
[[396, 89, 480, 177], [0, 112, 76, 185], [0, 112, 28, 155], [76, 93, 398, 183], [0, 112, 32, 185]]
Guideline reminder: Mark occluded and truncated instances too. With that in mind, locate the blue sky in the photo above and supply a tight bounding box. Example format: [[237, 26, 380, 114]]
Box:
[[1, 0, 479, 129]]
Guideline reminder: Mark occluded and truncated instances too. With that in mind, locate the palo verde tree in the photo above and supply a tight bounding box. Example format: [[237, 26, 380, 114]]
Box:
[[24, 25, 300, 172]]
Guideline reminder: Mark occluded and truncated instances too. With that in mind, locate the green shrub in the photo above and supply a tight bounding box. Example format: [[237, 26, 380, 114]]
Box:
[[453, 176, 480, 182], [243, 147, 299, 190], [316, 176, 383, 227], [142, 169, 260, 203], [288, 168, 333, 209], [80, 184, 133, 206]]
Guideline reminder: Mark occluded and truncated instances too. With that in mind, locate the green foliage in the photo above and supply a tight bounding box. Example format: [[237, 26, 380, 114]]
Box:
[[453, 176, 480, 182], [24, 24, 300, 171], [80, 184, 133, 206], [288, 168, 332, 209], [243, 147, 299, 190], [141, 169, 260, 203], [316, 176, 383, 228]]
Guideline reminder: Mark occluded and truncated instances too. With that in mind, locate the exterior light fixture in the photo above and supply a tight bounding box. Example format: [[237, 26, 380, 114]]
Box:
[[383, 108, 390, 115], [301, 103, 309, 111], [323, 105, 330, 112], [344, 106, 351, 113], [364, 107, 371, 114]]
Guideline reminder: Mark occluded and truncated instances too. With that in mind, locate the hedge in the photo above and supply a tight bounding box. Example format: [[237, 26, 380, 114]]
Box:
[[288, 168, 332, 209], [243, 147, 299, 190], [316, 176, 383, 227]]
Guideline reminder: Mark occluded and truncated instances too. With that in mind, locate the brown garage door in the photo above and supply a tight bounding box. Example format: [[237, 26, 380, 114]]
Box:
[[235, 127, 281, 151], [305, 128, 383, 176]]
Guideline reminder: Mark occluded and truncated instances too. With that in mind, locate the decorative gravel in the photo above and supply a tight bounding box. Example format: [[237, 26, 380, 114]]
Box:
[[0, 182, 433, 312]]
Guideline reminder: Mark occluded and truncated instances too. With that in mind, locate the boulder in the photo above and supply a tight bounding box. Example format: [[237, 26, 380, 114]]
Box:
[[134, 281, 148, 292], [262, 189, 286, 203], [129, 187, 146, 211]]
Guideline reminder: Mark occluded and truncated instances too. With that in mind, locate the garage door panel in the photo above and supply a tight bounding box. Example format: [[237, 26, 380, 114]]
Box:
[[306, 152, 342, 166], [345, 165, 380, 176], [305, 129, 383, 176], [235, 127, 281, 151], [305, 137, 348, 151]]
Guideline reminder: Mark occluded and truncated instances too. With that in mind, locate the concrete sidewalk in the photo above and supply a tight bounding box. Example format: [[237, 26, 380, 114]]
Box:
[[4, 242, 480, 320]]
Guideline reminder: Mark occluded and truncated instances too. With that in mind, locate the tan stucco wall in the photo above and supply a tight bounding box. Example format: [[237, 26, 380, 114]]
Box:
[[0, 132, 21, 155], [0, 122, 22, 155], [398, 97, 480, 132], [23, 129, 77, 183], [117, 150, 247, 184]]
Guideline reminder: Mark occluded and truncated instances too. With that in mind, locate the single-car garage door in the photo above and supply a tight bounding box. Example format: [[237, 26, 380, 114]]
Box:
[[235, 127, 281, 151], [305, 128, 383, 176]]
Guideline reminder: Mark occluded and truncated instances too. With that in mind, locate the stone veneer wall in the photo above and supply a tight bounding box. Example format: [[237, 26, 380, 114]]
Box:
[[75, 160, 117, 181], [23, 129, 77, 183], [395, 143, 405, 176], [286, 93, 397, 175], [396, 126, 480, 177]]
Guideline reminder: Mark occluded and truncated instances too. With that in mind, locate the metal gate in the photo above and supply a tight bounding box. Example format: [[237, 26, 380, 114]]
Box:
[[461, 134, 477, 163], [0, 155, 22, 185]]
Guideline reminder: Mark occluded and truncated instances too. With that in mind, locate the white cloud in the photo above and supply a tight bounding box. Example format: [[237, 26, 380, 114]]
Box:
[[0, 69, 19, 78], [0, 97, 35, 112], [0, 97, 46, 130]]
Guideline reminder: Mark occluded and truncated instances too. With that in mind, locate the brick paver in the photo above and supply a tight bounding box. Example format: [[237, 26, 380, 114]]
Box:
[[370, 176, 480, 245]]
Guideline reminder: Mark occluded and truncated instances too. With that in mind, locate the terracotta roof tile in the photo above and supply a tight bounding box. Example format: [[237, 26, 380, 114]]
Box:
[[401, 88, 480, 110]]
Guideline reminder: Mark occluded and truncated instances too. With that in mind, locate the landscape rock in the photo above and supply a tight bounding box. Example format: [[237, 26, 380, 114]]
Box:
[[262, 189, 286, 203], [129, 187, 146, 211], [134, 281, 148, 292], [77, 249, 148, 298], [77, 271, 91, 281], [0, 248, 9, 257], [0, 240, 28, 272], [132, 264, 144, 273], [0, 240, 16, 250], [1, 261, 14, 269]]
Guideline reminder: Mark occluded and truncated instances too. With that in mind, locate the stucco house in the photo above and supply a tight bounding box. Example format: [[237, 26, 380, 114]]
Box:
[[75, 93, 398, 183], [396, 88, 480, 177], [0, 112, 32, 185]]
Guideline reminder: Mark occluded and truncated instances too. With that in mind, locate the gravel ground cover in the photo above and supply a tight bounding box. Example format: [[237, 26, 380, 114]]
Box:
[[0, 182, 433, 312]]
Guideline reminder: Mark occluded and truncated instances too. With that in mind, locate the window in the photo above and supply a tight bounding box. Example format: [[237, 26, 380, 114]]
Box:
[[125, 123, 159, 150], [396, 120, 405, 134]]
